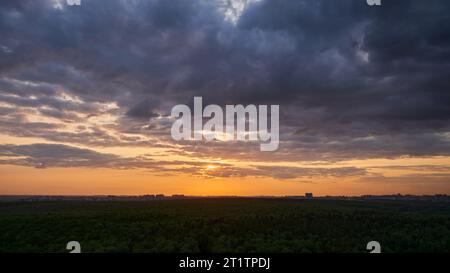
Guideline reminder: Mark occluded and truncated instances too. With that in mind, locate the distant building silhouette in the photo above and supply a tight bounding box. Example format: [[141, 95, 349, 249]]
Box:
[[305, 193, 313, 199], [172, 194, 185, 198]]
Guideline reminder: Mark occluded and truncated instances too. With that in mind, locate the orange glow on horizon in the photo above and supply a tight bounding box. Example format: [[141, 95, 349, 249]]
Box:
[[1, 163, 449, 196]]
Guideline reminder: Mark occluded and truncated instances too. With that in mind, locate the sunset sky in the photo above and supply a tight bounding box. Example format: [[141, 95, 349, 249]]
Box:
[[0, 0, 449, 196]]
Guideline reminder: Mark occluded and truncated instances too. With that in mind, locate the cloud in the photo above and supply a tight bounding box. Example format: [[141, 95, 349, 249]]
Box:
[[252, 165, 367, 179], [0, 0, 449, 164], [0, 143, 121, 168], [0, 143, 370, 180], [191, 164, 367, 180]]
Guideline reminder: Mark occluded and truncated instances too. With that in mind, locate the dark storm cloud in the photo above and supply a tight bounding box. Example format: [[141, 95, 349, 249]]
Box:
[[0, 0, 449, 161], [126, 98, 161, 120]]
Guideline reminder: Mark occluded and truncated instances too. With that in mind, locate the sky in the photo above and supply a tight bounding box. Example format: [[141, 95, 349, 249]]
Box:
[[0, 0, 449, 196]]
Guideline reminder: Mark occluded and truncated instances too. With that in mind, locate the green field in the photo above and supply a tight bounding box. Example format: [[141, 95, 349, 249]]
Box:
[[0, 198, 449, 253]]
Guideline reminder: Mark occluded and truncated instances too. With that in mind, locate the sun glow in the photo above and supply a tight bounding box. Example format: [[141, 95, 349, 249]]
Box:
[[206, 165, 218, 170]]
